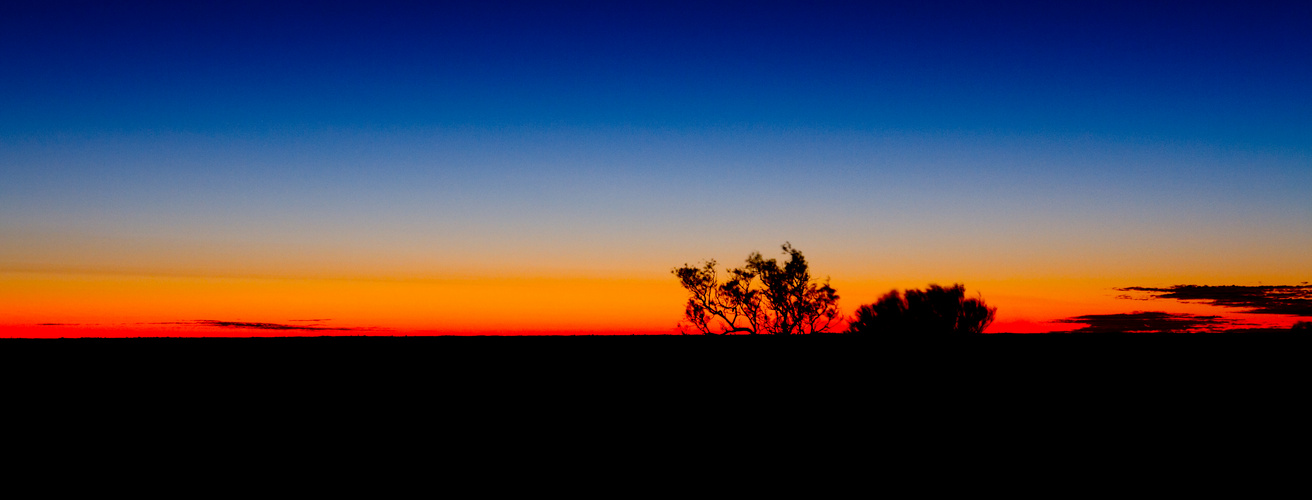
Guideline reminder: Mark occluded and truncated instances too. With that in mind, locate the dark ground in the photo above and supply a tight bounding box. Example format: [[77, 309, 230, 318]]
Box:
[[6, 332, 1307, 481], [6, 331, 1309, 381], [9, 333, 1307, 436]]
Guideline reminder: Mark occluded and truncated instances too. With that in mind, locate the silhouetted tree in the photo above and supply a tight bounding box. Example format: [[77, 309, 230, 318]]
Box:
[[848, 284, 995, 336], [1293, 321, 1312, 332], [673, 243, 840, 335]]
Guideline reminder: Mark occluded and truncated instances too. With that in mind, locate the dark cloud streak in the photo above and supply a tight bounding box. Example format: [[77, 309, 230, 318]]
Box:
[[1117, 285, 1312, 316], [193, 320, 360, 331], [1054, 312, 1238, 334]]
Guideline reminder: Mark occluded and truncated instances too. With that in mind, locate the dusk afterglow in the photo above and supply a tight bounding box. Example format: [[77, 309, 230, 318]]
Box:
[[4, 2, 1309, 336]]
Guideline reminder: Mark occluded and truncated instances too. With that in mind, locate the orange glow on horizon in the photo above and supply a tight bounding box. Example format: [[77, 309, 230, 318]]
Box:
[[2, 271, 1302, 337], [0, 272, 686, 337]]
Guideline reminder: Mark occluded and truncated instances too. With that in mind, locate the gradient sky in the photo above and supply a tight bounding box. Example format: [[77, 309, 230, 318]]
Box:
[[3, 1, 1310, 335]]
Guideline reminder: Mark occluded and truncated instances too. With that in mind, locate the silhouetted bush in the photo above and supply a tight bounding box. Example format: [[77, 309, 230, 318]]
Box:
[[1293, 321, 1312, 331], [847, 284, 995, 336]]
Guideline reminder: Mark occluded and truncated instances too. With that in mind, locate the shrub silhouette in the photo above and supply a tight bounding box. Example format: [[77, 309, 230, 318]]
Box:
[[847, 284, 995, 336], [673, 243, 840, 335]]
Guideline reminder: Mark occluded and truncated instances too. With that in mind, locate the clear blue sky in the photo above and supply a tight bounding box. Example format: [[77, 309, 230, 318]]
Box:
[[4, 1, 1309, 141]]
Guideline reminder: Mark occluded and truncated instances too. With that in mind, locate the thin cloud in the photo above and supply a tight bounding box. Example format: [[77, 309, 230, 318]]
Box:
[[1054, 311, 1239, 334], [193, 320, 362, 332], [1116, 285, 1312, 316]]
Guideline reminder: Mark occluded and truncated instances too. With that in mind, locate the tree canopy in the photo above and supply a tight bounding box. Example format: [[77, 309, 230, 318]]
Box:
[[847, 284, 996, 336], [673, 243, 840, 335]]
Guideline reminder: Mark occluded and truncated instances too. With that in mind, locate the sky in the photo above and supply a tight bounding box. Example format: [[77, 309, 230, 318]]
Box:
[[3, 1, 1310, 336]]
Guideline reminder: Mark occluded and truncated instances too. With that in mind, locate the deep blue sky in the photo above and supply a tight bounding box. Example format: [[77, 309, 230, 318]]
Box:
[[4, 1, 1309, 145], [2, 1, 1309, 291]]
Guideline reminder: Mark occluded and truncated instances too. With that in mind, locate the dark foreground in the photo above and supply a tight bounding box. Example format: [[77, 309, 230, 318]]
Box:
[[8, 332, 1308, 428], [6, 331, 1310, 379], [7, 333, 1307, 479]]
